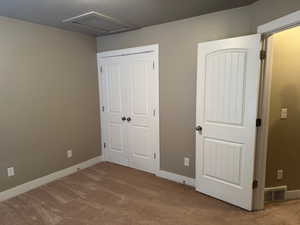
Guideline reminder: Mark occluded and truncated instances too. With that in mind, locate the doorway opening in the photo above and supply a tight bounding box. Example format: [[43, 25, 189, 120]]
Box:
[[262, 25, 300, 204], [251, 10, 300, 211]]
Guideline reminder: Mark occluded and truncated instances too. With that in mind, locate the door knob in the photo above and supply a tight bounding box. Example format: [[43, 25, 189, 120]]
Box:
[[195, 125, 202, 132], [127, 117, 132, 122], [121, 116, 126, 121]]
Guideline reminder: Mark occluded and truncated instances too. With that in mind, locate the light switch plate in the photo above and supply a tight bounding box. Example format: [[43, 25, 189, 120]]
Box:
[[281, 108, 288, 119]]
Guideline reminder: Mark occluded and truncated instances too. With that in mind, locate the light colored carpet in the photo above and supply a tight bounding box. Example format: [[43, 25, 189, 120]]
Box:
[[1, 162, 300, 225]]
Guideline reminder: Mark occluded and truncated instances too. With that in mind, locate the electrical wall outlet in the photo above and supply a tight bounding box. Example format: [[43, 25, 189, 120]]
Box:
[[7, 167, 15, 177], [184, 157, 190, 167], [67, 150, 73, 158], [277, 169, 283, 180]]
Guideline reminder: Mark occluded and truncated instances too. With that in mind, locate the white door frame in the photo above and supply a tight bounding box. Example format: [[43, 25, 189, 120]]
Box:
[[253, 10, 300, 210], [96, 44, 160, 175]]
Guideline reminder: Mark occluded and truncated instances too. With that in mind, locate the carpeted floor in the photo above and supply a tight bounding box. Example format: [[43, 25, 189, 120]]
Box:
[[1, 162, 300, 225]]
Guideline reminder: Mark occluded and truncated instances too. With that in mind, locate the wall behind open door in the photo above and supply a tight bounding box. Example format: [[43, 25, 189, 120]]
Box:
[[266, 26, 300, 190]]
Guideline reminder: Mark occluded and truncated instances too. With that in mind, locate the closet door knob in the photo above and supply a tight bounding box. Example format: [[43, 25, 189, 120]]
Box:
[[127, 117, 132, 122], [121, 116, 126, 121], [195, 125, 202, 132]]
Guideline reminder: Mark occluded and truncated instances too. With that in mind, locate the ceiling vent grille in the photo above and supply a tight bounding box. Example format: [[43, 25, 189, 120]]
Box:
[[63, 11, 139, 35]]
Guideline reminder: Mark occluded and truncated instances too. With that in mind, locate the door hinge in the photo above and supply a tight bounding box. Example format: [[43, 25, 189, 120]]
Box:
[[153, 109, 156, 117], [154, 153, 156, 159], [102, 106, 105, 112], [260, 50, 266, 60], [100, 66, 103, 73], [252, 180, 258, 189], [256, 118, 262, 127], [103, 142, 106, 148], [153, 61, 155, 70]]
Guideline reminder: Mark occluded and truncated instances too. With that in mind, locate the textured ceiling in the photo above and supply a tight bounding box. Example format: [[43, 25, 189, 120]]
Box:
[[0, 0, 258, 36]]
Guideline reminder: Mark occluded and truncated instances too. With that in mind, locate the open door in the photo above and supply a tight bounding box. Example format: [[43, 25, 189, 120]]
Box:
[[195, 34, 261, 210]]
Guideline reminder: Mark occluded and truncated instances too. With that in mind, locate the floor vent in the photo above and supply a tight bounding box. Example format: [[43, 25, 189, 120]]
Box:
[[264, 186, 287, 202], [63, 11, 139, 36]]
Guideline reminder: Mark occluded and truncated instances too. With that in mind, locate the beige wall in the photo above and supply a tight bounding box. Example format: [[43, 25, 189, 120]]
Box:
[[0, 0, 297, 191], [266, 26, 300, 190], [250, 0, 300, 31], [0, 16, 101, 192], [97, 6, 253, 178], [97, 1, 300, 179]]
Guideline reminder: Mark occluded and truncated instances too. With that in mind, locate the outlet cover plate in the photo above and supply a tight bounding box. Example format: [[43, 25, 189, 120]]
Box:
[[184, 157, 190, 167], [67, 150, 73, 158]]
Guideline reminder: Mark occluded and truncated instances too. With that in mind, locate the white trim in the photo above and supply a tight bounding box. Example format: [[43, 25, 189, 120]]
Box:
[[97, 44, 160, 175], [253, 36, 275, 210], [257, 10, 300, 34], [264, 186, 287, 192], [0, 156, 103, 202], [286, 190, 300, 200], [157, 170, 195, 187], [97, 53, 107, 161], [98, 45, 158, 58]]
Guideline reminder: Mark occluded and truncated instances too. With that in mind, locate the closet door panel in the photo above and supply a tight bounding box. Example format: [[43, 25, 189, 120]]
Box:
[[103, 59, 129, 166], [127, 55, 155, 173]]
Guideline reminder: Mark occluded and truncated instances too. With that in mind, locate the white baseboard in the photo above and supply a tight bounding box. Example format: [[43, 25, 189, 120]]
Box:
[[0, 155, 103, 202], [286, 189, 300, 200], [156, 170, 195, 187]]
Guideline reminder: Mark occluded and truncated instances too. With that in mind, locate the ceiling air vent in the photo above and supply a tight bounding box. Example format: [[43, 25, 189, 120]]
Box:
[[63, 11, 139, 35]]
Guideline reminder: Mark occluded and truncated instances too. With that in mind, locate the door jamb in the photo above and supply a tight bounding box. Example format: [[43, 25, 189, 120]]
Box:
[[253, 10, 300, 210], [96, 44, 160, 175]]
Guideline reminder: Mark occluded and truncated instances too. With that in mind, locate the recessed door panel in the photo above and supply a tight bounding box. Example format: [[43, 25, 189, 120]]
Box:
[[109, 123, 124, 152], [108, 65, 122, 113], [130, 126, 150, 158], [205, 50, 246, 126], [132, 62, 149, 115], [203, 138, 242, 186]]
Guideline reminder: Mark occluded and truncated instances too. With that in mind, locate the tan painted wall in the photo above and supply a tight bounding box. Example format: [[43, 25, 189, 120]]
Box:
[[96, 1, 300, 179], [250, 0, 300, 31], [97, 6, 253, 178], [0, 0, 297, 191], [0, 16, 101, 192], [265, 26, 300, 190]]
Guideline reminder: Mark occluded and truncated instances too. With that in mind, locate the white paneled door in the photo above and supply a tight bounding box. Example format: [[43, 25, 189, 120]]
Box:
[[127, 55, 156, 173], [98, 45, 159, 174], [101, 57, 129, 167], [195, 34, 261, 210]]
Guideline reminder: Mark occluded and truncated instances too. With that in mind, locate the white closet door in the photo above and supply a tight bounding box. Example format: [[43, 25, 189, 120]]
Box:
[[126, 54, 155, 173], [102, 58, 129, 167], [195, 34, 261, 210], [99, 46, 158, 174]]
